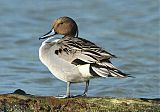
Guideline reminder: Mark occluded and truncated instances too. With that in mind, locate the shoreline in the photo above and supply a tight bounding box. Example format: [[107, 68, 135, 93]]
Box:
[[0, 89, 159, 112]]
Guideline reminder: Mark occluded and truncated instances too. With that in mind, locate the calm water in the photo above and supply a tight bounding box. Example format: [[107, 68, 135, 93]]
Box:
[[0, 0, 159, 98]]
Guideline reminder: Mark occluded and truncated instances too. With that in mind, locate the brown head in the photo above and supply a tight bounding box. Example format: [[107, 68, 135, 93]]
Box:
[[39, 16, 79, 40]]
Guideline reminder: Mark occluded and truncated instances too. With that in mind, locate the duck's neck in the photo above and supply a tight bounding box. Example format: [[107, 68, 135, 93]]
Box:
[[42, 36, 61, 46], [63, 35, 76, 39]]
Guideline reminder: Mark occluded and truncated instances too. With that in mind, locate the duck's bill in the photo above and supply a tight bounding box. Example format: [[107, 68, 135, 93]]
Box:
[[39, 29, 57, 40]]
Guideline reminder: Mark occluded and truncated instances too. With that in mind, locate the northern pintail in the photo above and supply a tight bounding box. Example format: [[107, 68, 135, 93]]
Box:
[[39, 16, 130, 98]]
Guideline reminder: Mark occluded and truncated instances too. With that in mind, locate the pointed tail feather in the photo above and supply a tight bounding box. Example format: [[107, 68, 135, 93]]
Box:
[[109, 70, 128, 78], [90, 63, 134, 78]]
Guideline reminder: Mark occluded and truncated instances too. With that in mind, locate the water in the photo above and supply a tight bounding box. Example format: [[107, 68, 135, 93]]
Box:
[[0, 0, 159, 98]]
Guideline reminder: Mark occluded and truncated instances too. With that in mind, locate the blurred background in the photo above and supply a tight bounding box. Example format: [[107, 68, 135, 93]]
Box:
[[0, 0, 159, 98]]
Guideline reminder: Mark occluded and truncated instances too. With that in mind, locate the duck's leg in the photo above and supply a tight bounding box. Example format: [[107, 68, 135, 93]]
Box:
[[56, 82, 71, 98], [82, 80, 90, 96], [66, 82, 71, 97], [75, 80, 90, 97]]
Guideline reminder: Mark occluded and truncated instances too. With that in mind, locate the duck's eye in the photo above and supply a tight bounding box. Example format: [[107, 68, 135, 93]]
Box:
[[60, 22, 64, 25]]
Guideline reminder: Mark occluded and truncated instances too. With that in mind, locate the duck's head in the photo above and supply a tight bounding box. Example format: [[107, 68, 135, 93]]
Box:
[[39, 16, 78, 40]]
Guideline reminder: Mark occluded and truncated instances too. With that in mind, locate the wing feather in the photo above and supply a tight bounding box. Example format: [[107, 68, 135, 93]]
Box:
[[54, 36, 128, 78], [56, 37, 116, 63]]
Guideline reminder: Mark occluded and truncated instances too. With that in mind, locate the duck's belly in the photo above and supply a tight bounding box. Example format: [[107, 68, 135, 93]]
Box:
[[39, 46, 91, 83], [48, 60, 87, 82], [45, 58, 90, 82]]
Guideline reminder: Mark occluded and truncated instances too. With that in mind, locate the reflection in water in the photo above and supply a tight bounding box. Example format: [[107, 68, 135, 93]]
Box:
[[0, 0, 159, 98]]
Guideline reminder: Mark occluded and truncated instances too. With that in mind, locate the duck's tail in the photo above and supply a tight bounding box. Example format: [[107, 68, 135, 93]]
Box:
[[90, 61, 134, 78]]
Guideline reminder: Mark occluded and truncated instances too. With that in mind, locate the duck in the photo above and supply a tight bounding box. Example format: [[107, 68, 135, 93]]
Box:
[[39, 16, 130, 98]]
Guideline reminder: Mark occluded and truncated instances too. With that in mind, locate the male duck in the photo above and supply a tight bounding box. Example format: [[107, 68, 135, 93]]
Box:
[[39, 16, 130, 98]]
